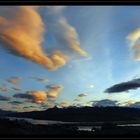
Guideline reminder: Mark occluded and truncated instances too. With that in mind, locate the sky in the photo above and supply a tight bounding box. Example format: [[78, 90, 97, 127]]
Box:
[[1, 6, 140, 112]]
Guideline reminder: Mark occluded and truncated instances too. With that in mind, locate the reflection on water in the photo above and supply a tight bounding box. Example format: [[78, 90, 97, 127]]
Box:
[[5, 117, 140, 132], [6, 117, 63, 125], [78, 126, 93, 131], [78, 126, 101, 131], [118, 124, 140, 127]]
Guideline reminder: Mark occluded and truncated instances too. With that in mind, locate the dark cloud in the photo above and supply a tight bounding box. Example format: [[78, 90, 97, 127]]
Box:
[[91, 99, 118, 107], [73, 93, 88, 102], [13, 93, 32, 99], [74, 98, 80, 102], [30, 77, 49, 82], [105, 78, 140, 93], [0, 95, 10, 101], [72, 103, 83, 107], [9, 101, 23, 105], [78, 93, 88, 98]]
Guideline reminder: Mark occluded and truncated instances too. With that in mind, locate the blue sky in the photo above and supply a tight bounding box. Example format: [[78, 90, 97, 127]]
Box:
[[1, 6, 140, 111]]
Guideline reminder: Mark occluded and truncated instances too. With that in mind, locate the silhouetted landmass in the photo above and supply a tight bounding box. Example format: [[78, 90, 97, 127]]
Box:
[[1, 107, 140, 137], [0, 118, 79, 136], [8, 106, 140, 122], [0, 109, 15, 116], [0, 118, 140, 137]]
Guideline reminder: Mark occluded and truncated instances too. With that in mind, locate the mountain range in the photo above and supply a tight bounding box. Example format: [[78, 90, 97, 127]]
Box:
[[6, 106, 140, 122]]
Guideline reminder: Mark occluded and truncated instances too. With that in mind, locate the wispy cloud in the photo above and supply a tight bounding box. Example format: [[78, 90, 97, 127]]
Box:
[[57, 17, 88, 57], [56, 102, 69, 107], [0, 6, 87, 70], [6, 76, 21, 84], [0, 86, 8, 91], [30, 76, 49, 82], [127, 28, 140, 60], [117, 100, 136, 106], [91, 99, 118, 107], [0, 6, 67, 70], [0, 95, 10, 101], [45, 6, 88, 58], [9, 101, 23, 105], [11, 87, 22, 91]]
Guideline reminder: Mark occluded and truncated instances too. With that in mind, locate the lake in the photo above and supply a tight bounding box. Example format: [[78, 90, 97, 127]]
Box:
[[5, 117, 140, 132]]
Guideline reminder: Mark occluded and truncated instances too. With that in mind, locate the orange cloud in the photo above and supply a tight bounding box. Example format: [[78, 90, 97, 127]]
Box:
[[46, 6, 88, 58], [50, 50, 68, 68], [27, 91, 47, 104], [58, 17, 87, 57], [6, 76, 21, 84], [127, 28, 140, 60], [46, 85, 63, 98], [0, 6, 67, 70], [56, 102, 69, 107], [117, 100, 136, 106]]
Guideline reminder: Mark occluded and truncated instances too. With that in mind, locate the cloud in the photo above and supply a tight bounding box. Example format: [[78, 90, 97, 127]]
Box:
[[0, 6, 67, 70], [105, 78, 140, 93], [50, 50, 68, 67], [13, 93, 32, 99], [92, 99, 118, 107], [13, 84, 63, 104], [27, 91, 47, 104], [56, 17, 88, 57], [127, 28, 140, 60], [6, 76, 21, 84], [41, 104, 55, 109], [13, 90, 47, 104], [45, 6, 66, 15], [30, 76, 49, 82], [72, 103, 83, 107], [46, 85, 63, 98], [0, 95, 10, 101], [56, 102, 69, 107], [46, 6, 88, 58], [73, 93, 88, 102], [9, 101, 23, 105], [129, 101, 140, 108], [0, 86, 8, 91], [117, 100, 140, 108], [11, 87, 22, 91], [74, 98, 80, 102], [78, 93, 88, 98], [117, 100, 136, 106]]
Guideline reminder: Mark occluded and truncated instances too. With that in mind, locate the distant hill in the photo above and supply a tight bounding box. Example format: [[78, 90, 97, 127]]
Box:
[[0, 109, 15, 116], [7, 106, 140, 122]]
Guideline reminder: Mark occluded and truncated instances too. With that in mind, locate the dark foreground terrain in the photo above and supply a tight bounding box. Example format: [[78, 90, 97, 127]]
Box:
[[1, 106, 140, 137], [0, 118, 140, 138]]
